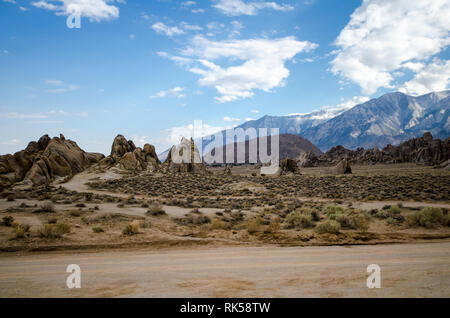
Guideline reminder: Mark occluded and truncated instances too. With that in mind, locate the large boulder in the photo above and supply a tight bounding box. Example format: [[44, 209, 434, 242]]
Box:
[[101, 134, 160, 172], [0, 134, 105, 188], [280, 158, 300, 174], [111, 135, 136, 162]]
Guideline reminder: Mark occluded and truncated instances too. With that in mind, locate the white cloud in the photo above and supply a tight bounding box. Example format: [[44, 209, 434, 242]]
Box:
[[152, 22, 185, 36], [0, 110, 68, 119], [250, 109, 259, 113], [2, 139, 21, 146], [213, 0, 294, 16], [223, 116, 241, 122], [31, 0, 122, 22], [331, 0, 450, 94], [44, 80, 79, 94], [399, 58, 450, 96], [177, 35, 317, 103], [150, 86, 186, 99], [129, 33, 135, 40]]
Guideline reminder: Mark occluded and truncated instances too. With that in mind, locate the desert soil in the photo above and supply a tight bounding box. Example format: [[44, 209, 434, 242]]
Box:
[[0, 241, 449, 298]]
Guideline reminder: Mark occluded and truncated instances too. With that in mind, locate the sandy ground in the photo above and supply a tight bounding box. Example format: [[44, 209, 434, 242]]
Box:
[[0, 242, 449, 298]]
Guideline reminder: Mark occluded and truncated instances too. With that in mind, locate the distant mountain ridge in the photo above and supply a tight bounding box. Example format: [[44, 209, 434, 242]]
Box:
[[158, 91, 449, 159], [202, 90, 450, 153]]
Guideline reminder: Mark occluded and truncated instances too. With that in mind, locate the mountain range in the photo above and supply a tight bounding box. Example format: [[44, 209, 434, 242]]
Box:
[[157, 91, 450, 161]]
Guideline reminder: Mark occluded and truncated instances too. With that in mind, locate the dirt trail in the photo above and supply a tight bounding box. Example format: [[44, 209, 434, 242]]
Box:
[[0, 242, 449, 297]]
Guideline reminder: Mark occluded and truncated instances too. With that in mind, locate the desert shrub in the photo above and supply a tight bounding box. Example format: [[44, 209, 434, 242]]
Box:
[[315, 220, 341, 234], [7, 194, 15, 202], [14, 224, 30, 239], [122, 220, 140, 235], [146, 205, 166, 216], [285, 212, 314, 229], [266, 220, 281, 233], [34, 203, 55, 213], [337, 214, 369, 231], [326, 206, 345, 220], [75, 203, 86, 208], [310, 210, 321, 222], [47, 217, 58, 224], [246, 216, 262, 234], [375, 205, 403, 220], [210, 219, 230, 230], [92, 226, 104, 233], [69, 210, 83, 217], [389, 205, 402, 215], [2, 216, 14, 227], [406, 207, 445, 229], [38, 223, 71, 238]]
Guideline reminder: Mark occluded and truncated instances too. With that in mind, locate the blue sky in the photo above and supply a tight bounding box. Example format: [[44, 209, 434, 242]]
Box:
[[0, 0, 449, 155]]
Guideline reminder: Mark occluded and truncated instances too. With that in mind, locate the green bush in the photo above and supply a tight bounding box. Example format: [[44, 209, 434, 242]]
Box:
[[92, 226, 104, 233], [14, 224, 30, 239], [326, 206, 345, 220], [406, 207, 445, 228], [315, 220, 341, 234]]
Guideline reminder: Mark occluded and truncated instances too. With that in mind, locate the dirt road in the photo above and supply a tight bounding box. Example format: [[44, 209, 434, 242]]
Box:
[[1, 242, 449, 297]]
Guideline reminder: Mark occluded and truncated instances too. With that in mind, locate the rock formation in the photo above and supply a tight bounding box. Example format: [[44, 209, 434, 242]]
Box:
[[333, 158, 352, 174], [163, 137, 206, 173], [280, 158, 300, 174], [0, 134, 104, 189], [99, 134, 160, 172], [300, 133, 450, 167]]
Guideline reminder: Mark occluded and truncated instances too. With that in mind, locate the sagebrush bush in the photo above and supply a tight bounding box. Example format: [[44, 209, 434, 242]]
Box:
[[122, 220, 140, 235], [285, 212, 314, 229], [246, 216, 262, 234], [34, 203, 55, 213], [210, 219, 230, 230], [38, 223, 71, 238], [146, 205, 166, 216], [336, 214, 369, 231], [406, 207, 445, 228], [2, 216, 14, 227], [315, 220, 341, 234], [266, 220, 281, 233]]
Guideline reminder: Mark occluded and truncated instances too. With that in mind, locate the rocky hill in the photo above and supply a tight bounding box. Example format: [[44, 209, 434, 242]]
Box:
[[299, 133, 450, 167], [0, 134, 104, 189], [203, 134, 322, 165]]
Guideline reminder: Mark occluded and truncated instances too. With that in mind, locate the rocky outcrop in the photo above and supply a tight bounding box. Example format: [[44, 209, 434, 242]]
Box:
[[280, 158, 300, 174], [301, 133, 450, 167], [99, 134, 160, 172], [0, 134, 104, 189], [163, 138, 206, 173]]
